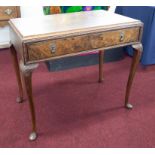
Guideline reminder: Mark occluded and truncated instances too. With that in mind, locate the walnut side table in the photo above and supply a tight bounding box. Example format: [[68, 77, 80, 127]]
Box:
[[9, 10, 143, 141]]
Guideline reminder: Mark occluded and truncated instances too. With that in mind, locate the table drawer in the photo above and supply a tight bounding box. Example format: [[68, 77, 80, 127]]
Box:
[[27, 27, 140, 62], [0, 7, 18, 20]]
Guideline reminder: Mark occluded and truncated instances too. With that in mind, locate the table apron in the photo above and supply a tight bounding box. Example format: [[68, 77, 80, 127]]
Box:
[[25, 26, 141, 64]]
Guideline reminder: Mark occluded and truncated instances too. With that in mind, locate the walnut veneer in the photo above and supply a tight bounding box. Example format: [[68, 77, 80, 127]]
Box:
[[0, 6, 20, 27], [9, 10, 143, 141]]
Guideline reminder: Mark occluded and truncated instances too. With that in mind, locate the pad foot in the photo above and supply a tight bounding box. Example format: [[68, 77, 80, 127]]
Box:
[[29, 132, 37, 141], [125, 103, 133, 109]]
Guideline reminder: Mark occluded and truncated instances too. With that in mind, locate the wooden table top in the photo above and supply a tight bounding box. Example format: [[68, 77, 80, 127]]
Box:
[[9, 10, 142, 42]]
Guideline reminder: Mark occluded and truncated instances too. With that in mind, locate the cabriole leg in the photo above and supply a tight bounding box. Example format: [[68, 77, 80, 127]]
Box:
[[98, 50, 104, 83], [10, 45, 24, 103], [20, 61, 39, 141], [125, 44, 143, 109]]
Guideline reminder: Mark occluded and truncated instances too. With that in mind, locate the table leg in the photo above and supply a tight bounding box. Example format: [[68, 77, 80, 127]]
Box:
[[10, 45, 24, 103], [20, 61, 39, 141], [98, 50, 104, 83], [125, 43, 143, 109]]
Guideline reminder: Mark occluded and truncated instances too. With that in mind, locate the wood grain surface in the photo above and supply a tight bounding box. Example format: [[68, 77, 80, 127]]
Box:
[[9, 10, 142, 42], [27, 27, 140, 62], [0, 6, 19, 20]]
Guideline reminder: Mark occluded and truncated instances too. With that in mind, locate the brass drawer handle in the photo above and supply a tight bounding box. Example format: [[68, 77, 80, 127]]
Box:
[[120, 32, 125, 42], [4, 8, 13, 15], [50, 43, 56, 54]]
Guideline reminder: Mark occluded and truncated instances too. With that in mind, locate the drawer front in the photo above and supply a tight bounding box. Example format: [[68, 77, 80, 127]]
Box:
[[27, 27, 140, 62], [0, 7, 18, 20]]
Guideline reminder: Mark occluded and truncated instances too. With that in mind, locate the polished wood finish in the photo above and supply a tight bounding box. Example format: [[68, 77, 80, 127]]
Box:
[[23, 71, 36, 132], [9, 10, 143, 140], [9, 10, 142, 40], [10, 45, 24, 103], [9, 10, 143, 65], [16, 6, 21, 18], [98, 50, 104, 83], [0, 6, 20, 28], [0, 6, 19, 20], [125, 44, 142, 107], [27, 27, 139, 63], [19, 61, 38, 140]]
